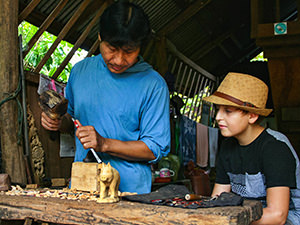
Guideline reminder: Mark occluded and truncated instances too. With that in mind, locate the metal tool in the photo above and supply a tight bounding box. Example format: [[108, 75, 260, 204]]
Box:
[[71, 118, 102, 163]]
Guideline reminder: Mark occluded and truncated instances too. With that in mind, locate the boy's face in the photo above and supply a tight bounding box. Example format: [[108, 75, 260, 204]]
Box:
[[100, 40, 140, 74], [215, 105, 251, 139]]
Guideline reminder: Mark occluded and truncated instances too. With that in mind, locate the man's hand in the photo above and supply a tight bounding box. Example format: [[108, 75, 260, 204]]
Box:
[[41, 112, 62, 131], [74, 120, 105, 152]]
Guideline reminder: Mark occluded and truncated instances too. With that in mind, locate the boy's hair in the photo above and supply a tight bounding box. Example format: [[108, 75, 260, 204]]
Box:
[[99, 1, 151, 49], [239, 109, 265, 124]]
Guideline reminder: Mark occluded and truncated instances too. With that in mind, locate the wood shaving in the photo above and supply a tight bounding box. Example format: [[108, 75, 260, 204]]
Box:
[[1, 185, 137, 203]]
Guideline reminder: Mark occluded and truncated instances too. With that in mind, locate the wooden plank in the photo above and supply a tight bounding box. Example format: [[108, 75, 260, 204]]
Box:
[[24, 75, 73, 180], [33, 0, 92, 74], [18, 0, 42, 24], [0, 0, 27, 184], [51, 178, 66, 187], [52, 2, 107, 80], [23, 0, 69, 58], [23, 218, 32, 225], [0, 194, 262, 225]]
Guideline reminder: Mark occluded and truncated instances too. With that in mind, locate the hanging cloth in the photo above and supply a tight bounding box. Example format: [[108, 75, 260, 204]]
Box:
[[179, 116, 196, 165], [208, 127, 219, 167], [196, 123, 208, 167]]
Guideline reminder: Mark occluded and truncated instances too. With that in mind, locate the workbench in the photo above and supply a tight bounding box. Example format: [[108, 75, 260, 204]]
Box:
[[0, 192, 262, 225]]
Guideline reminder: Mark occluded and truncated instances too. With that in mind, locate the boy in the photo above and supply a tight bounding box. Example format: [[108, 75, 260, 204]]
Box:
[[203, 72, 300, 224]]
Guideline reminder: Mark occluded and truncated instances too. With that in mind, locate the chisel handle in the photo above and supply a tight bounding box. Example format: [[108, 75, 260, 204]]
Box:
[[185, 194, 204, 201], [72, 118, 102, 163]]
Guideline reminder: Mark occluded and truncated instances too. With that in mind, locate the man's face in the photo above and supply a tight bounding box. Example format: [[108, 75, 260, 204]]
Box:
[[100, 41, 140, 74]]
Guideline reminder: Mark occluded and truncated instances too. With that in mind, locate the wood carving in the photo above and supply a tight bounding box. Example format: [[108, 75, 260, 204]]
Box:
[[97, 162, 120, 203], [27, 105, 45, 184]]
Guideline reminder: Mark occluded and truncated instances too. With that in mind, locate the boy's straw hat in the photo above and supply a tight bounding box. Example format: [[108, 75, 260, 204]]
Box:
[[203, 72, 272, 116]]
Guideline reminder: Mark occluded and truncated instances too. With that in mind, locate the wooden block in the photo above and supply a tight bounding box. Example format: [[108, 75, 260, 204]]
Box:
[[51, 178, 66, 187], [71, 162, 100, 192], [26, 184, 38, 189], [0, 174, 11, 191]]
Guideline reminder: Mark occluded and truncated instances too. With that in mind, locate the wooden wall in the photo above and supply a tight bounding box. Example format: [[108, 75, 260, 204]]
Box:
[[26, 72, 73, 182]]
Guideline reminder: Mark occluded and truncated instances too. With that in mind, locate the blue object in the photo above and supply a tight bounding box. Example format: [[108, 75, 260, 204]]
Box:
[[66, 54, 170, 194]]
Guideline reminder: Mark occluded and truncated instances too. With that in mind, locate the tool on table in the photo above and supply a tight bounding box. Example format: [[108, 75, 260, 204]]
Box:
[[185, 194, 206, 201], [72, 118, 102, 163]]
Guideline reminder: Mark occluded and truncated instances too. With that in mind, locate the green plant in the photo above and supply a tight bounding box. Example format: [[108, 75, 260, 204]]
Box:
[[18, 21, 86, 83]]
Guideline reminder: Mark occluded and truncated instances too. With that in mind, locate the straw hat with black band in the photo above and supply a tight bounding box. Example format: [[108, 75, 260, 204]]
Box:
[[203, 72, 273, 116]]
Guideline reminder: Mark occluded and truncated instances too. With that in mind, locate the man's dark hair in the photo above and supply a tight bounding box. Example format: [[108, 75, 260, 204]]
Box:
[[99, 1, 151, 49]]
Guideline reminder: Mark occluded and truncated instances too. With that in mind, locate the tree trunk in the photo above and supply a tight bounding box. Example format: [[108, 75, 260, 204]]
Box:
[[0, 0, 26, 184]]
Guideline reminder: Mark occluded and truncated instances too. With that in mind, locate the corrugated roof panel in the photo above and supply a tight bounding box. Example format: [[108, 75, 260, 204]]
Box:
[[133, 0, 181, 32]]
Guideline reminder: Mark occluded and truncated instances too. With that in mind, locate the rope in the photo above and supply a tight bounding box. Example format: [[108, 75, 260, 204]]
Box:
[[0, 72, 24, 144]]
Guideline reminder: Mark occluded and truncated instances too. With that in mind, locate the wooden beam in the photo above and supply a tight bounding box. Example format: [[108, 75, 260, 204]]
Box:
[[158, 0, 211, 36], [142, 38, 154, 62], [86, 39, 100, 58], [156, 37, 168, 76], [18, 0, 41, 24], [33, 0, 92, 74], [52, 1, 107, 80], [0, 0, 26, 184], [167, 40, 216, 81], [23, 0, 69, 58]]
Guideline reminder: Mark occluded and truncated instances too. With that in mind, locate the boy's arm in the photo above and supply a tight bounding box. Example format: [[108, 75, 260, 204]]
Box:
[[211, 183, 231, 197], [251, 186, 290, 225]]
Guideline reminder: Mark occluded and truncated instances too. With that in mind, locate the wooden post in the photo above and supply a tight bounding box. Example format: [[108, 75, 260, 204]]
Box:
[[0, 0, 26, 183], [251, 0, 300, 157]]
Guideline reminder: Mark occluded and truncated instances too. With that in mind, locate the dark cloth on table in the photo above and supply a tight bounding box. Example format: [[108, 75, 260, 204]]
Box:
[[123, 184, 243, 209]]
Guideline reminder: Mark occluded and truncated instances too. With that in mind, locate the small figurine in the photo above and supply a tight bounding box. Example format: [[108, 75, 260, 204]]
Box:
[[97, 162, 120, 203]]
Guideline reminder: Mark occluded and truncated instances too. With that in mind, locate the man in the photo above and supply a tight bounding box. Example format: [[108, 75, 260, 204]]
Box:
[[41, 1, 170, 194]]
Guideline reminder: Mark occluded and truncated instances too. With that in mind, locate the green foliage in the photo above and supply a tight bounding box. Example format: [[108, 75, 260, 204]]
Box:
[[18, 21, 86, 83], [251, 52, 267, 62]]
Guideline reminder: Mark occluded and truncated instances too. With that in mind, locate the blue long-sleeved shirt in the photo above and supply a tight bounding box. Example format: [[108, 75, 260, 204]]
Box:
[[65, 54, 170, 194]]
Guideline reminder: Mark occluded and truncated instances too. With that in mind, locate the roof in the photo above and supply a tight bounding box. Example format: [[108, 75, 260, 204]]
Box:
[[19, 0, 298, 78]]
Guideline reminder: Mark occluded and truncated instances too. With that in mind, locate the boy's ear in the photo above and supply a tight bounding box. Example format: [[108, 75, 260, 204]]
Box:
[[248, 113, 259, 124]]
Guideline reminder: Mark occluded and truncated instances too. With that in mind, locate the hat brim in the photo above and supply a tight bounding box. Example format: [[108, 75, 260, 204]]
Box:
[[203, 95, 272, 117]]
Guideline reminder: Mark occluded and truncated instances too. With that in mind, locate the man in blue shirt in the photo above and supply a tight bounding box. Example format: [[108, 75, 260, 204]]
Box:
[[41, 1, 170, 194]]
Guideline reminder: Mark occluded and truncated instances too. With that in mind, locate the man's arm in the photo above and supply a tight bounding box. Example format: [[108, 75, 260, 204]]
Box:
[[41, 112, 74, 133], [251, 186, 290, 225], [74, 121, 155, 161]]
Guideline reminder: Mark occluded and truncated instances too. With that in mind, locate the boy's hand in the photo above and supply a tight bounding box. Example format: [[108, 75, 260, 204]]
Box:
[[41, 111, 62, 131]]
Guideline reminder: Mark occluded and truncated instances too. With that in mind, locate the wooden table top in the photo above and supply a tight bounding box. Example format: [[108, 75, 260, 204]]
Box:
[[0, 192, 262, 225]]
